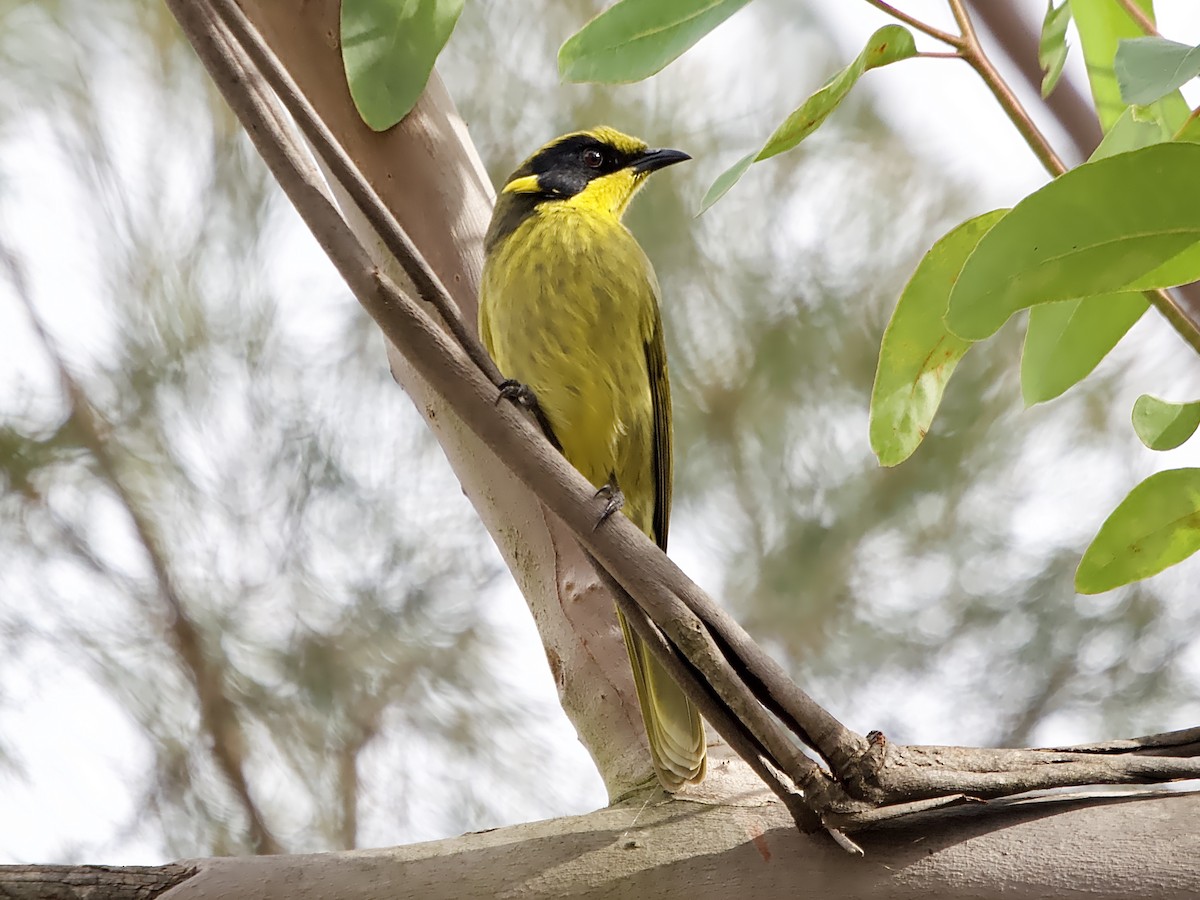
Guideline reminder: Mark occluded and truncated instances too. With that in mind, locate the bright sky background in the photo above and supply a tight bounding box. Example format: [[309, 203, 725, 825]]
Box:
[[2, 0, 1200, 866]]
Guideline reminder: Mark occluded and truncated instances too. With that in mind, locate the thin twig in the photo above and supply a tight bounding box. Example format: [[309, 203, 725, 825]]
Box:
[[963, 0, 1102, 161], [862, 0, 963, 47], [946, 0, 1066, 177], [1115, 0, 1160, 37], [1052, 725, 1200, 756], [1175, 106, 1200, 141], [0, 244, 282, 856]]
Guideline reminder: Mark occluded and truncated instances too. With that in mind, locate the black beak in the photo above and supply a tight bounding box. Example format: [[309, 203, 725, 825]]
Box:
[[632, 147, 691, 174]]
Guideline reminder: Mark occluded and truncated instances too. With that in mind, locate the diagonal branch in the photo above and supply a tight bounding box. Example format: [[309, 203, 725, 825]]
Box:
[[1, 245, 281, 855], [861, 0, 962, 47]]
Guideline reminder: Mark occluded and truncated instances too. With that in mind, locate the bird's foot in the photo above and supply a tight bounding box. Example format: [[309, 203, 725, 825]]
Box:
[[496, 378, 539, 410], [593, 482, 625, 530], [496, 379, 562, 450]]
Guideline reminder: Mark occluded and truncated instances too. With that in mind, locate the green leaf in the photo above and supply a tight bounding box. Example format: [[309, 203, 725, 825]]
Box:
[[1092, 104, 1174, 157], [1115, 37, 1200, 106], [1039, 2, 1072, 98], [1132, 395, 1200, 450], [1017, 105, 1165, 406], [758, 26, 916, 161], [1020, 294, 1147, 404], [1076, 468, 1200, 593], [946, 142, 1200, 341], [558, 0, 753, 84], [341, 0, 464, 132], [699, 25, 917, 213], [697, 153, 754, 214], [1120, 242, 1200, 292], [869, 210, 1007, 467], [1070, 0, 1190, 131]]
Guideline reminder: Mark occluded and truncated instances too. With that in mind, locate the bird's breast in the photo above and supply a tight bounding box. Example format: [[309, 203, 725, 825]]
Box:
[[480, 208, 659, 509]]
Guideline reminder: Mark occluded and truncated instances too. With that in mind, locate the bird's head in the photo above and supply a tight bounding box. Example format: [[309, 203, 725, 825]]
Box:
[[487, 127, 689, 247]]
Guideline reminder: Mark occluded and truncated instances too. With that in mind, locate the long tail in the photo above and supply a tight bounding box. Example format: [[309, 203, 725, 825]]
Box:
[[617, 609, 707, 791]]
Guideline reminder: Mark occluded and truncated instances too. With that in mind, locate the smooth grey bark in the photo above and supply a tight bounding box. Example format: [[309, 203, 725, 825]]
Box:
[[4, 782, 1198, 899]]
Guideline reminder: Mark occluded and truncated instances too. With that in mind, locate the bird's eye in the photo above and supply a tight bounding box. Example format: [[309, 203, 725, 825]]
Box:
[[582, 147, 604, 169]]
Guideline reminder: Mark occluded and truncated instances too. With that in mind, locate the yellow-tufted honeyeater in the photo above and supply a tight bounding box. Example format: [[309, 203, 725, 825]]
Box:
[[479, 127, 706, 790]]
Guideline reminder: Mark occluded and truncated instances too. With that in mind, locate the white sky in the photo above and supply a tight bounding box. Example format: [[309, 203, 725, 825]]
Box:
[[2, 0, 1200, 866]]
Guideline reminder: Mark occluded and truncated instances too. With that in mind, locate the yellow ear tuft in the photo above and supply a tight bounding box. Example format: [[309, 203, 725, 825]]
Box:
[[502, 174, 542, 194]]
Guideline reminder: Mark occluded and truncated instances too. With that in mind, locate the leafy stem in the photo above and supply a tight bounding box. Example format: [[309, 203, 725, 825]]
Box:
[[943, 0, 1200, 355], [868, 1, 1200, 355]]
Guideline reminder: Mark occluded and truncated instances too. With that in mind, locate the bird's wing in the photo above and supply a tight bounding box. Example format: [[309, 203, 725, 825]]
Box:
[[646, 312, 673, 552]]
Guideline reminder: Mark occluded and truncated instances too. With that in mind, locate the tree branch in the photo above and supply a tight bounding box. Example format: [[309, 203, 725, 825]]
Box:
[[0, 863, 195, 900], [946, 0, 1066, 176], [6, 794, 1200, 898], [208, 0, 502, 390], [964, 0, 1200, 340], [962, 0, 1102, 162]]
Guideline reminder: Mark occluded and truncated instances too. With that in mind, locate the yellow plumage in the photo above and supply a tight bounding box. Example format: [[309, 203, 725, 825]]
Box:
[[479, 127, 706, 790]]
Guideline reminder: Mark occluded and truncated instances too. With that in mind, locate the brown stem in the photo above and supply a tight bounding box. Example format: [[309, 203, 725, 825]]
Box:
[[1147, 287, 1200, 355], [1115, 0, 1160, 37], [963, 0, 1102, 162], [0, 247, 282, 856], [1174, 105, 1200, 140], [862, 0, 962, 47], [947, 0, 1066, 177], [609, 581, 825, 835]]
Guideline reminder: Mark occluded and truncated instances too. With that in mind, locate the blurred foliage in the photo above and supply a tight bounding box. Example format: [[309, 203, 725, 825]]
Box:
[[1, 0, 1199, 866], [0, 0, 583, 862]]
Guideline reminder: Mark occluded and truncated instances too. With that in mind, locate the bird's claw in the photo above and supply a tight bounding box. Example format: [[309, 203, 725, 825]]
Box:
[[593, 482, 625, 530], [496, 378, 538, 410], [496, 379, 563, 451]]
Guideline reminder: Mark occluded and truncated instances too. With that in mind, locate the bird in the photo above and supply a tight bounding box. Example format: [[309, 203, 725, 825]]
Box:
[[478, 126, 706, 791]]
